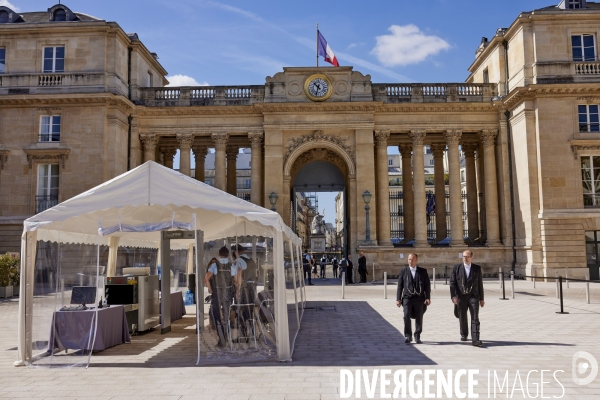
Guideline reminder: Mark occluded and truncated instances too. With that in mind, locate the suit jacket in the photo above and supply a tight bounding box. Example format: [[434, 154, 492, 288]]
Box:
[[450, 263, 484, 301], [396, 266, 431, 301]]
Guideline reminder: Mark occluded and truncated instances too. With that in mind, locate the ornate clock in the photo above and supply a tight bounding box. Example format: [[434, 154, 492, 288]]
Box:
[[304, 73, 333, 102]]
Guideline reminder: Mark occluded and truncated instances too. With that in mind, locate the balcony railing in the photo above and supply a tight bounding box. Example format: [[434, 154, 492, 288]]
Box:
[[0, 72, 126, 96], [142, 85, 265, 107], [36, 195, 58, 213], [373, 83, 496, 103]]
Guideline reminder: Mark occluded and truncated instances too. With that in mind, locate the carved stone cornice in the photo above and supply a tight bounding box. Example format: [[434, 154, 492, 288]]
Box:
[[374, 130, 390, 147], [211, 133, 228, 150], [444, 130, 462, 146], [284, 130, 354, 164], [461, 142, 478, 157], [257, 103, 381, 114], [0, 95, 135, 114], [139, 134, 159, 150], [479, 130, 498, 147], [23, 148, 70, 169], [248, 131, 264, 148], [137, 106, 262, 117], [569, 139, 600, 159], [0, 149, 9, 170], [377, 104, 497, 114], [408, 130, 426, 146], [176, 133, 194, 149], [398, 144, 412, 157], [429, 143, 446, 158]]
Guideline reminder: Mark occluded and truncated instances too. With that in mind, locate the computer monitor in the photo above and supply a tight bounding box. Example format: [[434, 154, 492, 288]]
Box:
[[71, 286, 97, 306]]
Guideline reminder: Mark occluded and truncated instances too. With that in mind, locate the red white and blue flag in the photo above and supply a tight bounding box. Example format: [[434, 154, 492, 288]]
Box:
[[317, 30, 339, 67]]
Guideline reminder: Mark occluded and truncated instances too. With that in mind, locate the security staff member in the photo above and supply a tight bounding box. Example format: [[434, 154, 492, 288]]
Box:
[[396, 253, 431, 344], [450, 250, 485, 347]]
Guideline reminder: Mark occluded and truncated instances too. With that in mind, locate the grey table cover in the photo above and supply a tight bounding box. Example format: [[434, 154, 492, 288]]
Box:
[[48, 305, 131, 352], [170, 291, 186, 322]]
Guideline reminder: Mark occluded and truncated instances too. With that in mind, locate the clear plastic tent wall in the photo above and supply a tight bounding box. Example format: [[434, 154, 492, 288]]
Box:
[[16, 161, 303, 367]]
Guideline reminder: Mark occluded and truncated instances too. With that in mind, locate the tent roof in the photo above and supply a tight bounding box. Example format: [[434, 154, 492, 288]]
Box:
[[24, 161, 300, 248]]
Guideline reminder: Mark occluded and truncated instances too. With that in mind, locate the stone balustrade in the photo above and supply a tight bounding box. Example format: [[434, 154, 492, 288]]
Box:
[[373, 83, 495, 102], [142, 85, 264, 106], [0, 72, 127, 96], [534, 61, 600, 83]]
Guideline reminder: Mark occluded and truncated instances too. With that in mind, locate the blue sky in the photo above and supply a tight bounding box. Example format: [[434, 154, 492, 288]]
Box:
[[7, 0, 557, 222]]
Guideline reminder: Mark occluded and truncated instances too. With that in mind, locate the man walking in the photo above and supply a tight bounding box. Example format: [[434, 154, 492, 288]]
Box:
[[320, 255, 327, 278], [346, 255, 354, 284], [303, 253, 314, 285], [332, 257, 339, 278], [396, 253, 431, 344], [450, 250, 484, 347]]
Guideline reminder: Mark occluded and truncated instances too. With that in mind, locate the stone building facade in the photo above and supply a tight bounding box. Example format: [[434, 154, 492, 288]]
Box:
[[0, 2, 598, 279]]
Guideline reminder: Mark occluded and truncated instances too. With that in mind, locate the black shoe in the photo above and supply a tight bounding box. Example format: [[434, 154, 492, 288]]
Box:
[[404, 336, 412, 344], [415, 336, 423, 344], [460, 336, 468, 341], [308, 283, 314, 285], [472, 340, 483, 347]]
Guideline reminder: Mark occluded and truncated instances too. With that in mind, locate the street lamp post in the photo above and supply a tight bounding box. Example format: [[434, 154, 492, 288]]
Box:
[[362, 190, 372, 244], [269, 192, 278, 211]]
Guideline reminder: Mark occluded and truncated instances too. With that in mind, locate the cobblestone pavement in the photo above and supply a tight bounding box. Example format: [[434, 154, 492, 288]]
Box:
[[0, 278, 599, 399]]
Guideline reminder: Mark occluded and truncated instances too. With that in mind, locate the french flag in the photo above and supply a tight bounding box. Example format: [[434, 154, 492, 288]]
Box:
[[317, 30, 340, 67]]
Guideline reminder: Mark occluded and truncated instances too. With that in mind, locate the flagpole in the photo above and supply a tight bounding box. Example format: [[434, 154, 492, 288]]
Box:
[[316, 22, 319, 67]]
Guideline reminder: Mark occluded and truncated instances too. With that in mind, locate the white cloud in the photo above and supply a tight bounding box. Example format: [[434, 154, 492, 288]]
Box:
[[166, 74, 208, 87], [371, 24, 450, 67], [0, 0, 19, 11]]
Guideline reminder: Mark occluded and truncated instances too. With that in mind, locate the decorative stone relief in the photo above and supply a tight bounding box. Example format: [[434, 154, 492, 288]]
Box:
[[374, 130, 390, 147], [409, 130, 427, 146], [248, 132, 264, 148], [444, 130, 462, 146], [398, 144, 413, 156], [211, 133, 228, 149], [290, 148, 348, 180], [24, 149, 70, 169], [176, 133, 194, 149], [284, 130, 354, 164], [461, 142, 478, 157], [429, 143, 446, 157], [139, 134, 159, 150], [479, 130, 498, 147]]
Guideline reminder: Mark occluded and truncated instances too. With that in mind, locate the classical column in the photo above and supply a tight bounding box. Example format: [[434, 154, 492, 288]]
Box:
[[444, 130, 464, 246], [248, 131, 264, 206], [161, 147, 177, 169], [430, 143, 447, 242], [480, 130, 501, 246], [212, 133, 228, 191], [176, 134, 194, 176], [475, 146, 486, 240], [375, 130, 391, 246], [462, 142, 480, 241], [226, 146, 238, 196], [399, 144, 414, 243], [409, 130, 428, 246], [140, 134, 158, 163], [192, 146, 208, 181]]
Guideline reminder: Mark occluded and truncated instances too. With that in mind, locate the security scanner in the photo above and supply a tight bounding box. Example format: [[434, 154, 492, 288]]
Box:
[[105, 274, 159, 333]]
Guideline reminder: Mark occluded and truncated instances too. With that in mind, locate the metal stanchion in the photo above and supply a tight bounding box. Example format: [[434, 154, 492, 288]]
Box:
[[533, 267, 536, 289], [341, 271, 345, 299], [372, 263, 376, 283], [499, 267, 503, 289], [586, 272, 590, 304], [511, 271, 515, 299], [444, 266, 448, 285], [384, 272, 388, 299], [555, 271, 559, 298], [556, 276, 569, 314], [499, 271, 508, 300], [433, 268, 436, 289], [566, 268, 569, 289]]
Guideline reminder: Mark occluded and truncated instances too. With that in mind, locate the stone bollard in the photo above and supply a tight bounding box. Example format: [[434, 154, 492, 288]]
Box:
[[586, 272, 590, 304], [511, 271, 515, 299], [433, 268, 436, 289], [384, 272, 388, 299]]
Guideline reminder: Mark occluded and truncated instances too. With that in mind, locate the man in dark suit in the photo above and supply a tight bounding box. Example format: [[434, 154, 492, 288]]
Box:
[[450, 250, 485, 347], [396, 253, 431, 344]]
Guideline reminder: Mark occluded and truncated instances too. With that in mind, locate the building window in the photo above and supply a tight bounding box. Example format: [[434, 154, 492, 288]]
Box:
[[430, 159, 434, 165], [0, 10, 8, 24], [572, 34, 595, 62], [147, 71, 153, 87], [388, 159, 393, 166], [579, 105, 599, 132], [460, 170, 466, 183], [43, 46, 64, 73], [37, 164, 59, 213], [582, 156, 600, 207], [483, 68, 489, 83], [40, 116, 61, 142], [568, 0, 583, 9], [246, 179, 251, 188], [53, 9, 66, 22], [0, 47, 5, 73]]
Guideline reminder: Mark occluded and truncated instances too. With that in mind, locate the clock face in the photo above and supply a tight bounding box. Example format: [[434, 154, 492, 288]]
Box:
[[308, 78, 329, 97], [304, 74, 333, 101]]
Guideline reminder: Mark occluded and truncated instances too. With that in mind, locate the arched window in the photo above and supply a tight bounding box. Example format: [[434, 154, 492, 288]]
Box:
[[54, 9, 66, 22], [0, 10, 9, 23]]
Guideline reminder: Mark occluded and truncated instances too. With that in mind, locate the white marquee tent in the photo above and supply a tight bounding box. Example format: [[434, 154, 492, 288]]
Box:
[[15, 161, 303, 366]]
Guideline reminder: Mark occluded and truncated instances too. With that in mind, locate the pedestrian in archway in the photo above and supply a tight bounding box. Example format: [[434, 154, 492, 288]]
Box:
[[358, 251, 368, 283]]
